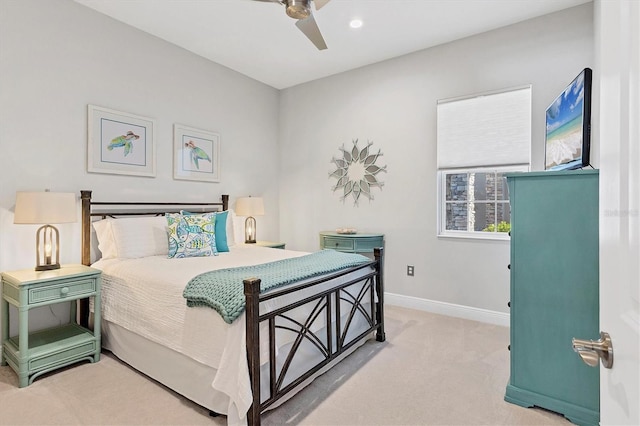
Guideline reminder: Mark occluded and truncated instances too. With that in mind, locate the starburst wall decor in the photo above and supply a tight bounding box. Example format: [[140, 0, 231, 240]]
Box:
[[329, 139, 387, 205]]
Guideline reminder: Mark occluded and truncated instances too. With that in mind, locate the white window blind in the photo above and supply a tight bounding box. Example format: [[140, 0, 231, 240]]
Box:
[[437, 86, 532, 169]]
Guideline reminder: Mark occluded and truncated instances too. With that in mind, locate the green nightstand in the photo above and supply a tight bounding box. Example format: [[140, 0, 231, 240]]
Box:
[[255, 241, 286, 249], [319, 231, 384, 254], [1, 264, 101, 387]]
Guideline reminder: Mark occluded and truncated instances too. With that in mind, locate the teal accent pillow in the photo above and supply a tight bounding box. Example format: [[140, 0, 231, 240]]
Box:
[[181, 210, 229, 252], [166, 212, 218, 258], [213, 210, 229, 252]]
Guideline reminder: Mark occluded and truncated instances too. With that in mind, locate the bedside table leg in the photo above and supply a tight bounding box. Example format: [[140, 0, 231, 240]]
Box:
[[18, 306, 29, 387], [1, 298, 8, 366], [93, 279, 101, 362]]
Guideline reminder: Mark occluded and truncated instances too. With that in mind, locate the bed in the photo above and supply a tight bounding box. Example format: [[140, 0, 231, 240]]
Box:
[[79, 190, 386, 426]]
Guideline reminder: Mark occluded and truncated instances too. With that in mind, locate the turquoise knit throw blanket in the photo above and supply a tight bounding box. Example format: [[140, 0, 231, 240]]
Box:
[[183, 250, 370, 324]]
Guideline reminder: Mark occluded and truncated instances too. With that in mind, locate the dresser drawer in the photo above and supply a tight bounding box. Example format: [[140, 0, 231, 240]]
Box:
[[29, 278, 96, 304], [323, 237, 355, 251]]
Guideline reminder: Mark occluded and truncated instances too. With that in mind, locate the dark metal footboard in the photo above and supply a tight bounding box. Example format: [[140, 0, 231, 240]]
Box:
[[243, 247, 385, 426]]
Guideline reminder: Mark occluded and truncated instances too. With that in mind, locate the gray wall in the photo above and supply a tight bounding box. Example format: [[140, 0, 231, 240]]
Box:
[[0, 0, 280, 333], [277, 4, 594, 314], [0, 0, 281, 272]]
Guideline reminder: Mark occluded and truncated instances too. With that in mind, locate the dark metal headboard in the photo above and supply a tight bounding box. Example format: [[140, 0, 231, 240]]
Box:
[[80, 190, 229, 267]]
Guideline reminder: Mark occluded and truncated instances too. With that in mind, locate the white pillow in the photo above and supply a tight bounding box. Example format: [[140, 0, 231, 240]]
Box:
[[226, 209, 235, 246], [228, 209, 246, 246], [109, 216, 169, 258], [92, 219, 117, 260]]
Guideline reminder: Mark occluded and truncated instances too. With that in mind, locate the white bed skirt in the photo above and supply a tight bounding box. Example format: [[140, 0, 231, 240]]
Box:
[[101, 318, 374, 424], [102, 319, 229, 413]]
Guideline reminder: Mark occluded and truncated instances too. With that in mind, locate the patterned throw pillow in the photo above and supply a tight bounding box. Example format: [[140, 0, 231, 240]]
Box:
[[166, 212, 218, 258], [181, 210, 229, 252]]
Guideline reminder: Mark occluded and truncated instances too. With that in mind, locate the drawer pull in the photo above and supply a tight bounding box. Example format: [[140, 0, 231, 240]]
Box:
[[60, 287, 69, 295]]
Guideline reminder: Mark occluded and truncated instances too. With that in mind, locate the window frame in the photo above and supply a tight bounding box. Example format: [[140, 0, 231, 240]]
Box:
[[437, 165, 529, 240]]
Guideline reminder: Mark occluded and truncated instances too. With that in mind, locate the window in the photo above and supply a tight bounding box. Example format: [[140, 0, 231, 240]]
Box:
[[439, 167, 526, 239], [437, 86, 531, 239]]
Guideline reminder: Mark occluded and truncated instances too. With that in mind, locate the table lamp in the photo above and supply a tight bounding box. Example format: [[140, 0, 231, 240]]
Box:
[[235, 196, 264, 244], [14, 191, 77, 271]]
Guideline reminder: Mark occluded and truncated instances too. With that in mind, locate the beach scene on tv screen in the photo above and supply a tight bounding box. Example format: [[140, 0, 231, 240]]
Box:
[[545, 71, 586, 169]]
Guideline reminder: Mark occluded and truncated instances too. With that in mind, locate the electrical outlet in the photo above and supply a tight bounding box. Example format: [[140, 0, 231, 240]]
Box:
[[407, 265, 414, 276]]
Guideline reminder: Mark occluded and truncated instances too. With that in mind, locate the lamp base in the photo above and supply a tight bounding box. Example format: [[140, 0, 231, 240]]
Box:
[[244, 216, 257, 245], [35, 263, 60, 271]]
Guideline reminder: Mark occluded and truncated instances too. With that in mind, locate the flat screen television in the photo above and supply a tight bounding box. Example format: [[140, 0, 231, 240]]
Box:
[[544, 67, 592, 171]]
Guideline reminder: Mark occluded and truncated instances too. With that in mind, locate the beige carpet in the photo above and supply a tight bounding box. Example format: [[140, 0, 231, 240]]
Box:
[[0, 305, 570, 425]]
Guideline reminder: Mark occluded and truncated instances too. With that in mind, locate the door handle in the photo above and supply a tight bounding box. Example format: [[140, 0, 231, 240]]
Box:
[[572, 331, 614, 369]]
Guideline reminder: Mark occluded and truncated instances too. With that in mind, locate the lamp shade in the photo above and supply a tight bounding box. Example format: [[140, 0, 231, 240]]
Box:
[[235, 197, 264, 217], [14, 192, 77, 224]]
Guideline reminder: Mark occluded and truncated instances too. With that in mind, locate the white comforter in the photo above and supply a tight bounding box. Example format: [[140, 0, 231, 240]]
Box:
[[93, 245, 306, 366]]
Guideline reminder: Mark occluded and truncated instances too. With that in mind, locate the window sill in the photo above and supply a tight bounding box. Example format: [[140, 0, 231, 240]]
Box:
[[437, 231, 510, 241]]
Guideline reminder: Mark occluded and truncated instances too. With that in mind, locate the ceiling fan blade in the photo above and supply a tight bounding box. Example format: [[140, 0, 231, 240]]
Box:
[[295, 13, 327, 50], [313, 0, 331, 10]]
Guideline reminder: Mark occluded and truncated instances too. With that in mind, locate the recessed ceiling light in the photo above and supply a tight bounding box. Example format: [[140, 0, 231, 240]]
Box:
[[349, 19, 363, 29]]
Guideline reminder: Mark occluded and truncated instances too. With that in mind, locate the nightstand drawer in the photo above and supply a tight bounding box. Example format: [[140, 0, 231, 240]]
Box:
[[29, 278, 96, 304], [323, 237, 355, 251], [354, 238, 383, 252]]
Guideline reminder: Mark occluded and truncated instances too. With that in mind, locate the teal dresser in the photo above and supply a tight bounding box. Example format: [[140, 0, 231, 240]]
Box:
[[504, 170, 599, 425]]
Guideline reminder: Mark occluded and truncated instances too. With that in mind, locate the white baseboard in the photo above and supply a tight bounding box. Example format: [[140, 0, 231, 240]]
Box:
[[385, 292, 510, 327]]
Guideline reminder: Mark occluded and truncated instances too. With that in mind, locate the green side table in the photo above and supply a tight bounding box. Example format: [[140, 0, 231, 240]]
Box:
[[1, 264, 101, 387], [319, 231, 384, 253]]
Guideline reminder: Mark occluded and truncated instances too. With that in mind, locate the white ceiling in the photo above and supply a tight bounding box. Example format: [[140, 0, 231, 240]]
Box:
[[74, 0, 591, 90]]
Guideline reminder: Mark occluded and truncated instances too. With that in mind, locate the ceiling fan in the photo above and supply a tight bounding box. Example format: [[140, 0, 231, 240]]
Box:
[[258, 0, 331, 50]]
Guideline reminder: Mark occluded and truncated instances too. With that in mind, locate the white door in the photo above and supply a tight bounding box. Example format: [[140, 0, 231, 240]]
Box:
[[596, 1, 639, 424]]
